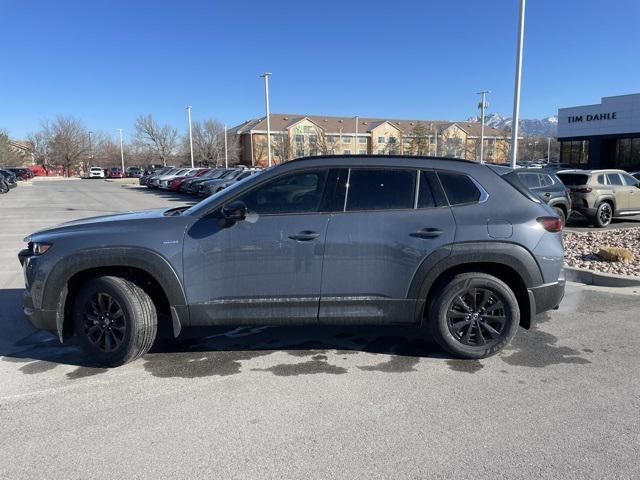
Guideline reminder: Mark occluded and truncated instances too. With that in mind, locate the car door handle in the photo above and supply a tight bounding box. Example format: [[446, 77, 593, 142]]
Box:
[[410, 228, 443, 239], [288, 230, 320, 241], [544, 192, 552, 197]]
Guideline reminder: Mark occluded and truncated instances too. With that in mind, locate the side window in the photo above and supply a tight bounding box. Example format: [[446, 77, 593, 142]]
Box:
[[606, 173, 623, 186], [517, 172, 541, 189], [438, 172, 482, 205], [319, 168, 348, 212], [621, 173, 639, 186], [418, 170, 447, 208], [346, 169, 415, 211], [539, 174, 554, 187], [237, 169, 328, 214], [597, 174, 607, 185]]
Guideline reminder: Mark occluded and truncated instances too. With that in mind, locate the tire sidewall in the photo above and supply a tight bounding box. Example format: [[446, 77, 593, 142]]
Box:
[[595, 203, 612, 228], [431, 274, 520, 359], [73, 277, 140, 366]]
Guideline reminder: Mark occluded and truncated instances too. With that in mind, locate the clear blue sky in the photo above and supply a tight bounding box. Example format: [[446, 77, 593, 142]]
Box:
[[2, 0, 639, 140]]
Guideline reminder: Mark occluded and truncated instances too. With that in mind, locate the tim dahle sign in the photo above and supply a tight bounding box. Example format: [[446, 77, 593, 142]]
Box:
[[568, 112, 617, 123]]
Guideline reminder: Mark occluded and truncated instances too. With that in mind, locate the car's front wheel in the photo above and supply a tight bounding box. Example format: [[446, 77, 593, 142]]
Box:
[[0, 180, 8, 194], [428, 273, 520, 359], [73, 276, 157, 367]]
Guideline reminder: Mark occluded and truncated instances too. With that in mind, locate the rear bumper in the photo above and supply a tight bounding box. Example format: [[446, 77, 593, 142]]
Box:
[[527, 271, 565, 317]]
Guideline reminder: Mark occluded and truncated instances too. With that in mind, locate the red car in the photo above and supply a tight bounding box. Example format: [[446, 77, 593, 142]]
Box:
[[168, 168, 210, 191], [107, 167, 125, 178]]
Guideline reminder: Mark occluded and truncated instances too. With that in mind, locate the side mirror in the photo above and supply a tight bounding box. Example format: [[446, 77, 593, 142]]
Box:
[[222, 200, 247, 222]]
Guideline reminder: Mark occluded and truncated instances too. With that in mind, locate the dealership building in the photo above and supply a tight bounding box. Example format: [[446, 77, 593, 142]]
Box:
[[558, 93, 640, 171]]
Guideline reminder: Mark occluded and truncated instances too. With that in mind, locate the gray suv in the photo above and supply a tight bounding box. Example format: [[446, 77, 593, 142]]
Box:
[[19, 156, 565, 366]]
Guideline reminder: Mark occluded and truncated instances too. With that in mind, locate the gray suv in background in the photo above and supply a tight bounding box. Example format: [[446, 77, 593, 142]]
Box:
[[19, 156, 565, 366]]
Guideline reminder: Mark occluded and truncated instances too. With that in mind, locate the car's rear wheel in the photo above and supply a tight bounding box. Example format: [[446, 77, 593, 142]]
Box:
[[593, 202, 613, 228], [428, 273, 520, 359], [73, 276, 157, 367], [553, 207, 566, 228]]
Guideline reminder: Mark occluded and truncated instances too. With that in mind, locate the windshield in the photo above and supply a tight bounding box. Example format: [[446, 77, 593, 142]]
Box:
[[557, 173, 589, 186], [185, 170, 265, 216]]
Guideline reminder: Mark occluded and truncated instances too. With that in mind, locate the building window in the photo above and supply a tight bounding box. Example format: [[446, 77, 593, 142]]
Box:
[[309, 149, 318, 156], [303, 126, 313, 133], [343, 149, 351, 154], [308, 135, 318, 143], [561, 140, 589, 165], [329, 149, 336, 154], [377, 149, 384, 155], [378, 137, 386, 143], [327, 135, 337, 143], [295, 134, 304, 143], [296, 149, 305, 157], [358, 149, 367, 154], [388, 136, 397, 144], [616, 138, 633, 168], [358, 137, 367, 144], [342, 136, 352, 144]]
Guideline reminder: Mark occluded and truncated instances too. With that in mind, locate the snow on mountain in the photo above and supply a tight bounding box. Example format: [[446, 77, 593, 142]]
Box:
[[467, 113, 558, 137]]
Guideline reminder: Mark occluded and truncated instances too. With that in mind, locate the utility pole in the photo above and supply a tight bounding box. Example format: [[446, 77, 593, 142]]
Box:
[[434, 127, 438, 156], [510, 0, 526, 168], [260, 72, 272, 166], [224, 124, 228, 168], [118, 128, 125, 174], [186, 106, 194, 168], [87, 130, 93, 177], [355, 115, 359, 154], [477, 91, 490, 164]]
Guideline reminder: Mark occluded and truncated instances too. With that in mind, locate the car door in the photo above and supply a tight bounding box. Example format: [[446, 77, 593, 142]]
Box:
[[621, 173, 640, 210], [606, 173, 627, 210], [319, 168, 456, 324], [182, 168, 333, 325]]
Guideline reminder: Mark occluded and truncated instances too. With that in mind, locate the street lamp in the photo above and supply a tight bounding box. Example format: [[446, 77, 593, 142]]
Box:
[[224, 124, 228, 168], [186, 106, 194, 168], [260, 72, 272, 167], [509, 0, 526, 168], [355, 115, 359, 154], [477, 90, 490, 164], [118, 128, 125, 174]]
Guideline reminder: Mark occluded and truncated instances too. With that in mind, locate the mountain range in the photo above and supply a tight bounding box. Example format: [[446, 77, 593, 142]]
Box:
[[467, 113, 558, 137]]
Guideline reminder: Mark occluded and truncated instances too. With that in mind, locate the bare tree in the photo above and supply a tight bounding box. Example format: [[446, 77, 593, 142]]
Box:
[[408, 124, 430, 156], [133, 114, 178, 166], [35, 116, 90, 176], [27, 129, 50, 166], [184, 119, 224, 166]]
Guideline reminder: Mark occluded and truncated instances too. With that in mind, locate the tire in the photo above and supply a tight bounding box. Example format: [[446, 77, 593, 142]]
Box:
[[428, 273, 520, 359], [553, 207, 566, 228], [73, 276, 157, 367], [0, 180, 7, 194], [593, 202, 613, 228]]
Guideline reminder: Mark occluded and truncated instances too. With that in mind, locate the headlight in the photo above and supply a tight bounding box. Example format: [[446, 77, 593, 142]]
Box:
[[31, 242, 52, 255]]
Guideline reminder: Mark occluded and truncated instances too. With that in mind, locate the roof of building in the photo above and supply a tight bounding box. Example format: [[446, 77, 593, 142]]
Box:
[[231, 114, 508, 138]]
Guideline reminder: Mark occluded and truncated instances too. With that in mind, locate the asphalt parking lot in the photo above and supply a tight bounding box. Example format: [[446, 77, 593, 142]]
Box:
[[1, 179, 640, 479]]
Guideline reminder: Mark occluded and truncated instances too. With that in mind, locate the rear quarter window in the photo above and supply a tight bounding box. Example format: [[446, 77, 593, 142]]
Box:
[[437, 172, 481, 205]]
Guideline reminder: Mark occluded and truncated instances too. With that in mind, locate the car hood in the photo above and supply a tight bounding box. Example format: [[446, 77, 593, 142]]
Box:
[[26, 208, 173, 241]]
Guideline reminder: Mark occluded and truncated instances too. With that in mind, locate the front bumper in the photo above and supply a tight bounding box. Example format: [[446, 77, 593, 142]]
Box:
[[23, 289, 57, 332]]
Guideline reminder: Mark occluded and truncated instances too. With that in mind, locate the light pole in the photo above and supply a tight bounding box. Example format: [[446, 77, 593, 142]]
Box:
[[87, 130, 93, 177], [355, 115, 359, 154], [260, 72, 272, 166], [118, 128, 125, 174], [510, 0, 526, 168], [477, 90, 490, 164], [186, 106, 194, 168], [224, 124, 228, 168], [547, 137, 551, 162]]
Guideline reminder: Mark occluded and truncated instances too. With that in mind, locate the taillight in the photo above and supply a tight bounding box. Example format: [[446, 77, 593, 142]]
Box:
[[571, 187, 592, 193], [537, 216, 563, 233]]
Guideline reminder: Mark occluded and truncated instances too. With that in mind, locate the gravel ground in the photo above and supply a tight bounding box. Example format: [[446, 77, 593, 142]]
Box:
[[564, 227, 640, 276]]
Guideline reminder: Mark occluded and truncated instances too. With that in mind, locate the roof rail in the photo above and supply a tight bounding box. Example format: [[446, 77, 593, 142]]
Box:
[[285, 154, 479, 165]]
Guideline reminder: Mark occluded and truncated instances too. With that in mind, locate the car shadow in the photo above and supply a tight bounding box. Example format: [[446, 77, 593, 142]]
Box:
[[129, 185, 201, 204]]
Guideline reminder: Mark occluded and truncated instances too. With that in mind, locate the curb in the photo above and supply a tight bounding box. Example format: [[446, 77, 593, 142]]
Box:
[[564, 266, 640, 287]]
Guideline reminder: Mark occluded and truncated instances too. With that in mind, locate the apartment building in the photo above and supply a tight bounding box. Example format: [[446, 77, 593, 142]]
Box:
[[231, 114, 510, 166]]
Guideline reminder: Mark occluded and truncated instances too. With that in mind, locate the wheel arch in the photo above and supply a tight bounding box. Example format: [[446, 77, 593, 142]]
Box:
[[409, 242, 543, 330], [42, 247, 188, 341]]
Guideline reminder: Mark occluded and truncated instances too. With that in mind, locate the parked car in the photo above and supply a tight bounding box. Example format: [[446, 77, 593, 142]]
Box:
[[88, 166, 105, 179], [126, 167, 142, 178], [107, 167, 125, 178], [7, 167, 34, 180], [0, 169, 18, 190], [139, 166, 171, 186], [168, 168, 210, 191], [181, 168, 232, 194], [200, 169, 261, 197], [556, 169, 640, 227], [158, 168, 201, 190], [195, 168, 244, 196], [19, 155, 565, 367], [0, 176, 7, 194], [514, 169, 571, 226], [147, 168, 183, 189]]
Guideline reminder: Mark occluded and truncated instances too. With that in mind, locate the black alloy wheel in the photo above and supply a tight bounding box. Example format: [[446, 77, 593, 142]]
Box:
[[595, 202, 612, 228], [82, 292, 127, 352], [445, 288, 507, 347]]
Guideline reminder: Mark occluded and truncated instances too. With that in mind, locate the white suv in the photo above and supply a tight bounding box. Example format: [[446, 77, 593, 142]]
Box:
[[88, 167, 105, 179]]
